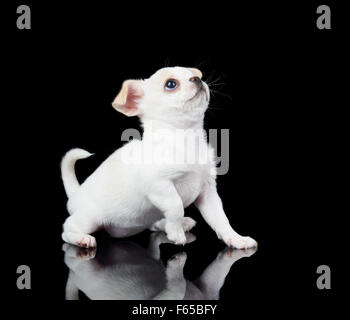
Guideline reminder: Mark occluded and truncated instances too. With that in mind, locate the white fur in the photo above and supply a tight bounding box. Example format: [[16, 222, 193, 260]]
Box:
[[61, 148, 93, 198], [61, 66, 257, 249]]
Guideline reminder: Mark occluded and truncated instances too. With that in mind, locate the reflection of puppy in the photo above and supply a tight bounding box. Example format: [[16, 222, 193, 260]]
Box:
[[61, 67, 257, 249], [63, 233, 256, 300]]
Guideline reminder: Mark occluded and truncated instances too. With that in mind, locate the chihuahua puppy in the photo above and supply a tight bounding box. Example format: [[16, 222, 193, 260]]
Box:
[[61, 67, 257, 249]]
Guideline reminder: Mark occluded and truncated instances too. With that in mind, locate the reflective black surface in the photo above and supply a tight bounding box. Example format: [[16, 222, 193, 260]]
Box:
[[63, 232, 256, 300]]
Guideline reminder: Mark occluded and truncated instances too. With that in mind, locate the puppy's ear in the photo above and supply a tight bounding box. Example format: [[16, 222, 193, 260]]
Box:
[[188, 68, 202, 79], [112, 80, 144, 117]]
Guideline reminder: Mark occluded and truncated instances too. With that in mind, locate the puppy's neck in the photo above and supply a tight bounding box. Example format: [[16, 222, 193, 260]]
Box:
[[142, 117, 204, 132], [141, 118, 206, 143]]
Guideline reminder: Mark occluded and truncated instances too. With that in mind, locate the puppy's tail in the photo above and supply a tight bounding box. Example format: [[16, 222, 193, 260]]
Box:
[[61, 148, 93, 198]]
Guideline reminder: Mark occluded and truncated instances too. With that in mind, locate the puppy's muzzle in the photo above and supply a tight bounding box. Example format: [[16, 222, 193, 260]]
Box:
[[189, 76, 203, 90], [189, 76, 208, 101]]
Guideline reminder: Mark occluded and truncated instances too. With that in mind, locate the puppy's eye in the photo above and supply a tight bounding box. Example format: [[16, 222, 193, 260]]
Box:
[[165, 79, 178, 91]]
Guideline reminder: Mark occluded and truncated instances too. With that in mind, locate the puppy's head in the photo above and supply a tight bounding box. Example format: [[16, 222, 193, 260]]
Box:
[[112, 67, 209, 125]]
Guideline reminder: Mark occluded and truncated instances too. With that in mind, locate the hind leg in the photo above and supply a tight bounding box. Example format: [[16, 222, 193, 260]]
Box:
[[62, 212, 99, 248]]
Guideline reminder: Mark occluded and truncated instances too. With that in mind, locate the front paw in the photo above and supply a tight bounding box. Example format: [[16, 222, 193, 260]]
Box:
[[167, 230, 187, 245], [165, 222, 187, 245], [150, 231, 196, 245], [77, 235, 97, 248], [220, 233, 258, 249]]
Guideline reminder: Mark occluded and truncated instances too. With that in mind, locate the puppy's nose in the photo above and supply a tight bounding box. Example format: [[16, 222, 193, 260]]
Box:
[[189, 76, 203, 89], [189, 76, 201, 84]]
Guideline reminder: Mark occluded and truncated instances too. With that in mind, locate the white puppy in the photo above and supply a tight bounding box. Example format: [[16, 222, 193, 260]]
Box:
[[61, 66, 257, 249]]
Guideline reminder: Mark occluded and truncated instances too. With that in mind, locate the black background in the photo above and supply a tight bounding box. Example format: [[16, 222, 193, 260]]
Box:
[[5, 0, 346, 317]]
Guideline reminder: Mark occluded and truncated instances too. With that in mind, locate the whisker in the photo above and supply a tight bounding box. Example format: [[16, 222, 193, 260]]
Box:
[[203, 73, 217, 84], [209, 89, 233, 101], [206, 76, 225, 87], [208, 83, 225, 87], [205, 107, 217, 120], [195, 57, 211, 69], [164, 57, 171, 68]]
